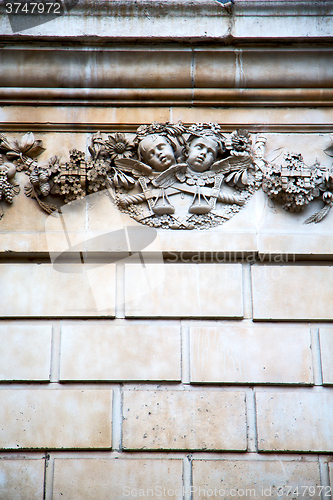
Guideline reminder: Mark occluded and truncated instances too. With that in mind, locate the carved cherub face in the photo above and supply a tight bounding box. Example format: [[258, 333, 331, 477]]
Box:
[[187, 136, 219, 172], [138, 135, 176, 172]]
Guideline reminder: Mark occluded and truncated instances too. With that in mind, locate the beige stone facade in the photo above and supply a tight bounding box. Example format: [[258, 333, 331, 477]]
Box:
[[1, 1, 333, 499]]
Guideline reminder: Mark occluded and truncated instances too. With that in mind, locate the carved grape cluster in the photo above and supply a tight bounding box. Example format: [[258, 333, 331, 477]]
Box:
[[0, 171, 15, 203]]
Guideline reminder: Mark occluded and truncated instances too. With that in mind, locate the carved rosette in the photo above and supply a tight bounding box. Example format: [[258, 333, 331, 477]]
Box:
[[1, 123, 333, 227]]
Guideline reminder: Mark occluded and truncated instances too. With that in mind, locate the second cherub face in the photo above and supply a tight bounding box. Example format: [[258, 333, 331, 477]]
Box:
[[139, 135, 176, 172], [186, 136, 219, 173]]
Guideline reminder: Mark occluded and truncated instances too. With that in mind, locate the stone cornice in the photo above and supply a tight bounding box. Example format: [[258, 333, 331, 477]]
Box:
[[0, 0, 332, 41], [0, 46, 332, 107], [1, 87, 333, 107]]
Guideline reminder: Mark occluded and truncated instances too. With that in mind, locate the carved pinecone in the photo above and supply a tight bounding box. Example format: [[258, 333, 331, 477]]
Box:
[[39, 171, 50, 182], [39, 181, 51, 197], [30, 170, 40, 186]]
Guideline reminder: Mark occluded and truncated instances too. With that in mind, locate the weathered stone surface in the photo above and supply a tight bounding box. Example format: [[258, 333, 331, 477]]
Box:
[[319, 328, 333, 385], [192, 460, 321, 500], [0, 459, 45, 500], [256, 392, 333, 452], [122, 390, 246, 451], [0, 390, 112, 449], [60, 322, 181, 381], [258, 234, 333, 259], [0, 2, 331, 40], [53, 458, 183, 500], [0, 322, 52, 381], [5, 47, 333, 91], [190, 325, 313, 384], [195, 49, 333, 89], [0, 264, 115, 317], [329, 463, 333, 493], [252, 265, 333, 320], [125, 264, 243, 318], [2, 106, 333, 131], [0, 49, 193, 89]]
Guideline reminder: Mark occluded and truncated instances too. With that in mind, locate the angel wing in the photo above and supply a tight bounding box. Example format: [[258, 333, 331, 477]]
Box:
[[152, 163, 187, 188], [114, 158, 153, 177], [211, 154, 253, 174]]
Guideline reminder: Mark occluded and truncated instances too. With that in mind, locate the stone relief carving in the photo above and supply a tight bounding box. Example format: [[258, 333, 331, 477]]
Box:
[[0, 123, 333, 228]]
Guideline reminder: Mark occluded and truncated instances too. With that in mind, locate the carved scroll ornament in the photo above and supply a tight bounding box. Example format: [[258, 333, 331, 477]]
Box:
[[0, 123, 332, 228]]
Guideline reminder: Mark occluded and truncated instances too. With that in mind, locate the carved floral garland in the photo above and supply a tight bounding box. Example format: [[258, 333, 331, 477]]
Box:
[[0, 123, 332, 228]]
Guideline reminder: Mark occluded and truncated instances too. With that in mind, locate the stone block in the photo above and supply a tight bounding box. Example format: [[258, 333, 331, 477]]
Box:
[[0, 322, 52, 381], [53, 458, 183, 500], [319, 328, 333, 385], [0, 49, 192, 89], [122, 390, 246, 451], [0, 459, 45, 500], [59, 322, 181, 381], [124, 264, 243, 318], [192, 460, 321, 500], [171, 108, 333, 130], [190, 325, 313, 384], [0, 264, 115, 317], [0, 390, 112, 449], [256, 391, 333, 452], [194, 49, 333, 89], [0, 2, 330, 41], [252, 265, 333, 320]]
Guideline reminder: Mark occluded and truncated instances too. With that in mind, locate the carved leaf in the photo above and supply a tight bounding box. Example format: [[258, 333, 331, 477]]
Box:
[[241, 169, 248, 185], [12, 133, 46, 158], [266, 146, 284, 163], [114, 158, 153, 176], [114, 170, 135, 190], [88, 145, 96, 159], [12, 183, 20, 195], [324, 145, 333, 158], [233, 171, 242, 185], [35, 198, 60, 215], [152, 164, 187, 188], [304, 204, 332, 224], [0, 133, 12, 151], [20, 132, 35, 152], [24, 184, 34, 198]]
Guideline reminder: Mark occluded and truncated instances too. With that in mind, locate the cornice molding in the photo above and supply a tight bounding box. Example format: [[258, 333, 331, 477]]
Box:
[[0, 0, 332, 41], [1, 47, 332, 102], [1, 87, 333, 107]]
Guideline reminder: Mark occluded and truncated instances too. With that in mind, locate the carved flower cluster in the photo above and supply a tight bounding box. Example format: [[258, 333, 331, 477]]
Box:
[[262, 153, 322, 212], [104, 133, 134, 160], [134, 121, 186, 147], [52, 149, 87, 203], [185, 171, 216, 186], [225, 129, 252, 155]]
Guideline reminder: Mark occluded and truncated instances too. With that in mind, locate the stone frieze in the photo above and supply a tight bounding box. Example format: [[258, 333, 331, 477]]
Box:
[[0, 123, 332, 229]]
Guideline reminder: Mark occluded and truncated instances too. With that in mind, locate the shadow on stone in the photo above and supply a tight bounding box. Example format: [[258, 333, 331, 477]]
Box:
[[4, 0, 79, 33]]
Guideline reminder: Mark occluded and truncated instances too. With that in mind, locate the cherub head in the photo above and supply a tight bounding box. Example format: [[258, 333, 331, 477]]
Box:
[[138, 134, 177, 172], [186, 135, 221, 173]]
